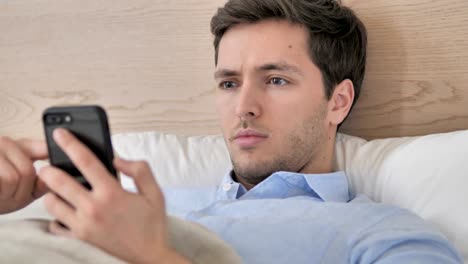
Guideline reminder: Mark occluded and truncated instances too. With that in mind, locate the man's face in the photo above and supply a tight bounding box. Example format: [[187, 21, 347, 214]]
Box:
[[215, 20, 331, 186]]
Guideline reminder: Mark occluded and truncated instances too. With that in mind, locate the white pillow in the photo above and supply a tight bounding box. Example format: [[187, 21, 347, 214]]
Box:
[[113, 130, 468, 262], [112, 132, 231, 189]]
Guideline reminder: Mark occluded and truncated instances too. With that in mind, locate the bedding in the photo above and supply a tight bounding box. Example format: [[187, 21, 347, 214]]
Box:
[[112, 130, 468, 262], [0, 217, 241, 264], [1, 130, 466, 262]]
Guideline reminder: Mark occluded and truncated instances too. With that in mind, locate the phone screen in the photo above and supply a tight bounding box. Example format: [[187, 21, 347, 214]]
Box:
[[43, 105, 117, 190]]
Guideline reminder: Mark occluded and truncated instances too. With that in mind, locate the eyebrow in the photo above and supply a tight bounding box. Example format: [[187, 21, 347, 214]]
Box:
[[214, 69, 238, 80], [214, 61, 304, 79], [256, 62, 303, 76]]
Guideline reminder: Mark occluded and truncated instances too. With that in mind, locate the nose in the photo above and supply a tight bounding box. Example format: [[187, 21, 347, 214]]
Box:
[[235, 82, 262, 121]]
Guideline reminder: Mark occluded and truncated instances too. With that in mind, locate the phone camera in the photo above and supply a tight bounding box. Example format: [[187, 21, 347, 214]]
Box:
[[46, 115, 62, 124]]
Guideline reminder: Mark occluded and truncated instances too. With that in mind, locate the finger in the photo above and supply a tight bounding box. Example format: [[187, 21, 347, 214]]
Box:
[[44, 193, 76, 228], [0, 138, 39, 201], [38, 166, 92, 208], [114, 158, 162, 202], [0, 154, 20, 199], [4, 150, 38, 202], [17, 139, 48, 160], [52, 128, 118, 190], [32, 177, 50, 199], [49, 220, 74, 238]]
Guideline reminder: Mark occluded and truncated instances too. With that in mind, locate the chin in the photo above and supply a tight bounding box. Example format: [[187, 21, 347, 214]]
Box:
[[232, 161, 277, 185], [233, 154, 275, 172], [232, 148, 264, 163]]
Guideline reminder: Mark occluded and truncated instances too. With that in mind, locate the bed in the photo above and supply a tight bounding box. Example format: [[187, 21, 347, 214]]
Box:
[[0, 0, 467, 263]]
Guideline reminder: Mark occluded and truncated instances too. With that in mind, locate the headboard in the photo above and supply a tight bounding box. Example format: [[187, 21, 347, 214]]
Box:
[[1, 0, 467, 140]]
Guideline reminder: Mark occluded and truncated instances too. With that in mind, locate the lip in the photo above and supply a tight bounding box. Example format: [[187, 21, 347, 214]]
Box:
[[233, 129, 269, 148]]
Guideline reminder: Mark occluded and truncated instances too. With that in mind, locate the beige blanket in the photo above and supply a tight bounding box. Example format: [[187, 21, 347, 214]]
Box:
[[0, 217, 242, 264]]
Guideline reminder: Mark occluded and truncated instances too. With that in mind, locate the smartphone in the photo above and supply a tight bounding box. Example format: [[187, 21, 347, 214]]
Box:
[[43, 105, 117, 190]]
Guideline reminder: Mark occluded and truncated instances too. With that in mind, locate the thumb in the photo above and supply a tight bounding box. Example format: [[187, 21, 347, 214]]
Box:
[[18, 139, 48, 160], [113, 157, 163, 203], [32, 177, 50, 199]]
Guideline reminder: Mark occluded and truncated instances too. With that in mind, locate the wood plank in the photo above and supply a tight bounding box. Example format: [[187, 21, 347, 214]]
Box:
[[340, 79, 468, 139], [0, 0, 467, 139]]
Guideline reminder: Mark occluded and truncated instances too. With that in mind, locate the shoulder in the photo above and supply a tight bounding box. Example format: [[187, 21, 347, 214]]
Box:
[[342, 194, 463, 263]]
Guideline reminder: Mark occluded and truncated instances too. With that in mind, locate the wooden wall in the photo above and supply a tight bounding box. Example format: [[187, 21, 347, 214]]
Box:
[[342, 0, 468, 138], [1, 0, 467, 140]]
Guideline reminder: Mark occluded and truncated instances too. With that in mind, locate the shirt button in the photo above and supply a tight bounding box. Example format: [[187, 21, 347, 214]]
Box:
[[223, 183, 232, 191]]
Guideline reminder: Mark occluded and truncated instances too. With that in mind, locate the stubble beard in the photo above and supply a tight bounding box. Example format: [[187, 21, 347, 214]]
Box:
[[229, 103, 328, 186]]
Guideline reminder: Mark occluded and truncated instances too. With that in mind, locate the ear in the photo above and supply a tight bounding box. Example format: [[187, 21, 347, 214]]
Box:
[[327, 79, 355, 126]]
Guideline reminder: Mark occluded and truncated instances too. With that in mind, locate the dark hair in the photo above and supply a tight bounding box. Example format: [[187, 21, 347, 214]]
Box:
[[210, 0, 367, 122]]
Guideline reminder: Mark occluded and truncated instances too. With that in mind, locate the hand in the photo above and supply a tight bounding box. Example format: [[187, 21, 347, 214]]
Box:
[[0, 136, 49, 214], [38, 128, 188, 264]]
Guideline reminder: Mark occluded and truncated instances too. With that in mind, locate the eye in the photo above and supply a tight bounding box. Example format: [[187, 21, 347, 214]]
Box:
[[219, 81, 238, 90], [268, 77, 289, 86]]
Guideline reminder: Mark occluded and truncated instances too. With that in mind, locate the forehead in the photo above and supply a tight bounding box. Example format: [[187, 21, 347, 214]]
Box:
[[217, 19, 312, 70]]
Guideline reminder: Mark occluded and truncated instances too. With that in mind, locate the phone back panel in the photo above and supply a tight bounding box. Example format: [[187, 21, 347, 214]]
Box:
[[43, 105, 116, 189]]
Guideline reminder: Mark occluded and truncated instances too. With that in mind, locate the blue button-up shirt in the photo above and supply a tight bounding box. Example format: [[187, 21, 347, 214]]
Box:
[[163, 171, 462, 264]]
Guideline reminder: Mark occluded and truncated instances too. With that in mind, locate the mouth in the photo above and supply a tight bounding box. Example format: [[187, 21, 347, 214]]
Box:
[[231, 129, 269, 148]]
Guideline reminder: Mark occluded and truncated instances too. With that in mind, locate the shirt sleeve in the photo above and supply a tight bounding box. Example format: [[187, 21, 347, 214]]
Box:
[[162, 187, 218, 218], [349, 209, 463, 264]]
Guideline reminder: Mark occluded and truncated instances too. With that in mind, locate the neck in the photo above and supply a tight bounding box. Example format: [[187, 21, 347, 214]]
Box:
[[300, 130, 336, 174], [232, 172, 257, 190], [233, 134, 336, 191]]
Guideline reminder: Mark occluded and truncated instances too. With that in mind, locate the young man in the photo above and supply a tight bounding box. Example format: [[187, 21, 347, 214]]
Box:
[[0, 0, 462, 263]]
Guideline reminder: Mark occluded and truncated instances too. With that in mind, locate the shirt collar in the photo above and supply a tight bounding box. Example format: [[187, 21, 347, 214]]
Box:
[[216, 170, 247, 200], [301, 171, 350, 202], [217, 170, 350, 203]]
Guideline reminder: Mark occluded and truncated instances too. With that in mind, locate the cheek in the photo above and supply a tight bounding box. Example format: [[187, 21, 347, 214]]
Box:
[[267, 100, 307, 128], [215, 95, 234, 128], [215, 93, 228, 116], [270, 102, 326, 137]]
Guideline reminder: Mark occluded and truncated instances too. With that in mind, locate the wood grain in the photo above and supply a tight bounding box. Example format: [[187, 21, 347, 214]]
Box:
[[0, 0, 224, 139], [0, 0, 467, 140], [341, 0, 468, 138], [341, 79, 468, 139]]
